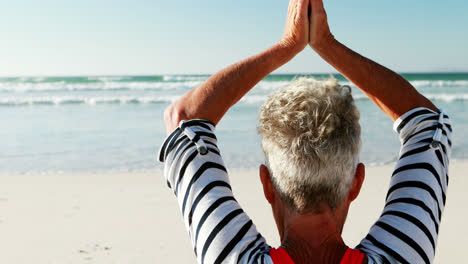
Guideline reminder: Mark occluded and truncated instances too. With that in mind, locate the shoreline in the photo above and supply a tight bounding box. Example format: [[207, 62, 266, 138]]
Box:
[[1, 159, 467, 177], [0, 162, 466, 263]]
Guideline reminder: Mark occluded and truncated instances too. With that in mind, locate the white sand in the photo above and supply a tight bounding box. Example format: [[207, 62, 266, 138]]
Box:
[[0, 162, 466, 263]]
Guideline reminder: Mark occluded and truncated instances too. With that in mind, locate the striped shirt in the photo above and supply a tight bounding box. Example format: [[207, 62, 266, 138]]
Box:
[[158, 107, 452, 264], [357, 108, 452, 264]]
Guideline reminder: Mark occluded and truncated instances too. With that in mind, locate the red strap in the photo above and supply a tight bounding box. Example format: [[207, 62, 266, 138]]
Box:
[[340, 248, 365, 264], [269, 247, 365, 264], [269, 247, 295, 264]]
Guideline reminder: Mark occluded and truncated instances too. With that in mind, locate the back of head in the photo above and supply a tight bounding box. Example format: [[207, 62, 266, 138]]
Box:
[[258, 77, 361, 213]]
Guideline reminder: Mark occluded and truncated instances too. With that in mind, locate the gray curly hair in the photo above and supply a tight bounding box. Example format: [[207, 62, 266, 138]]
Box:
[[258, 77, 361, 213]]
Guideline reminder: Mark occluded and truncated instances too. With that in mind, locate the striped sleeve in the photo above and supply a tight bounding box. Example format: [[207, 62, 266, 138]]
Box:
[[158, 120, 273, 264], [357, 107, 452, 264]]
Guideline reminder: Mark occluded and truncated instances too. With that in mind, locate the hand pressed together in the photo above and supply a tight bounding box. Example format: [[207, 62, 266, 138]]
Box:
[[309, 0, 335, 50], [278, 0, 310, 53], [279, 0, 335, 54]]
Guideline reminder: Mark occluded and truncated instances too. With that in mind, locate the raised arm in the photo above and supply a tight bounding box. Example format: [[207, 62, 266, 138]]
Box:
[[164, 0, 310, 134], [159, 2, 314, 263], [308, 2, 453, 263], [308, 0, 437, 121]]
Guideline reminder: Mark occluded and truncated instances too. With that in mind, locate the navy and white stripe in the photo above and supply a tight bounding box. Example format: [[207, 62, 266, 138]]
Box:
[[159, 107, 452, 264], [358, 107, 452, 264], [159, 120, 273, 264]]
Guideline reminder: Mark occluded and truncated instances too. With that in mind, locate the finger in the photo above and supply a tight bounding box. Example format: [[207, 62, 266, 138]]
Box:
[[310, 0, 325, 12], [287, 0, 296, 16], [297, 0, 309, 17]]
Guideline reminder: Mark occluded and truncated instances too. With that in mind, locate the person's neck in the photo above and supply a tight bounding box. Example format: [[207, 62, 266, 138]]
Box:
[[280, 211, 348, 264]]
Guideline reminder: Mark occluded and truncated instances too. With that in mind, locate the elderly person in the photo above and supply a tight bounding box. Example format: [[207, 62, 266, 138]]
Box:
[[158, 0, 451, 263]]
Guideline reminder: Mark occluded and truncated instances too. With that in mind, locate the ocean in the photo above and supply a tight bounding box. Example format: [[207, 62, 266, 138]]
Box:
[[1, 73, 466, 174]]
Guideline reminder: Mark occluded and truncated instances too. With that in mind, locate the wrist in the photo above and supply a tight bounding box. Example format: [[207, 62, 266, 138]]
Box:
[[272, 41, 302, 60], [310, 35, 337, 54]]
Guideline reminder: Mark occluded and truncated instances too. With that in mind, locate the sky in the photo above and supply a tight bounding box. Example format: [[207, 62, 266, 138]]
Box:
[[0, 0, 467, 76]]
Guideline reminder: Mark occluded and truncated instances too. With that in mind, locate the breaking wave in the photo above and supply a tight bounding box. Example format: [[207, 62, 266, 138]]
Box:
[[3, 93, 468, 107]]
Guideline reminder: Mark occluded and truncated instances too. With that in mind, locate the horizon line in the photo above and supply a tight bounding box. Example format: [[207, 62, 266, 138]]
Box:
[[1, 71, 467, 78]]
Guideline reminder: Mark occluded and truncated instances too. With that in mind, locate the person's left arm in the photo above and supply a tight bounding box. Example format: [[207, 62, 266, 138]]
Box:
[[164, 0, 309, 134]]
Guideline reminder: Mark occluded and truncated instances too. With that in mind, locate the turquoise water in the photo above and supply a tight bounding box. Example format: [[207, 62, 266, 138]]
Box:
[[0, 73, 466, 174]]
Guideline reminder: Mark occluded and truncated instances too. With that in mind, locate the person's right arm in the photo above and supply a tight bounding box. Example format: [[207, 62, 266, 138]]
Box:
[[308, 0, 437, 121], [159, 1, 311, 263]]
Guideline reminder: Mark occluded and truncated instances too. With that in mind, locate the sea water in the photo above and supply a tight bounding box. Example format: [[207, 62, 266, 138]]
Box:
[[0, 73, 466, 174]]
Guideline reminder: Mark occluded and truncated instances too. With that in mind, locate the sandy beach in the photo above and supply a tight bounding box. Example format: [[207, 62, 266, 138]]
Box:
[[0, 162, 466, 263]]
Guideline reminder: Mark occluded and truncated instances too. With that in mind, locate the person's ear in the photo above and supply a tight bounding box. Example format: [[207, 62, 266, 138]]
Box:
[[259, 164, 275, 204], [348, 163, 365, 202]]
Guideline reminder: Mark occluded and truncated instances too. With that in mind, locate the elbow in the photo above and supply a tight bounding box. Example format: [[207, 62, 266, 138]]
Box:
[[164, 102, 187, 134]]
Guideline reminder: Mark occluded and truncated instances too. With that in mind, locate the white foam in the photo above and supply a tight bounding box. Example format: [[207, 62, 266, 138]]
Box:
[[0, 81, 203, 92], [87, 76, 130, 82], [425, 93, 468, 102], [256, 81, 290, 91], [240, 95, 269, 104], [2, 92, 468, 107], [240, 93, 468, 104], [1, 78, 467, 93], [410, 80, 468, 88], [0, 95, 182, 106], [162, 75, 208, 82]]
